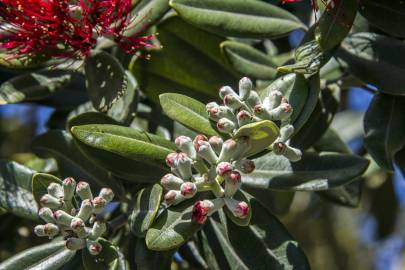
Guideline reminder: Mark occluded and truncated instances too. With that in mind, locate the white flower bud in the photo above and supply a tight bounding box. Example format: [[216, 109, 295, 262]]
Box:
[[216, 162, 233, 176], [175, 136, 196, 159], [66, 238, 86, 250], [165, 152, 193, 180], [164, 190, 186, 206], [71, 217, 88, 238], [206, 102, 219, 111], [92, 196, 107, 214], [219, 86, 237, 100], [38, 207, 55, 223], [269, 103, 293, 121], [54, 210, 74, 226], [218, 139, 237, 162], [89, 221, 107, 240], [77, 199, 93, 222], [208, 136, 223, 154], [208, 106, 235, 122], [34, 225, 46, 237], [62, 177, 76, 201], [224, 171, 242, 197], [263, 90, 282, 110], [196, 140, 218, 164], [217, 118, 236, 133], [254, 104, 272, 120], [76, 181, 93, 201], [239, 77, 252, 101], [273, 142, 302, 162], [237, 110, 253, 127], [99, 188, 114, 203], [40, 194, 62, 209], [279, 124, 295, 142], [224, 198, 249, 219], [160, 173, 184, 190], [35, 223, 59, 238], [246, 91, 261, 108], [87, 240, 103, 255], [192, 198, 224, 224], [223, 94, 244, 110], [233, 159, 255, 174], [47, 183, 63, 198], [180, 182, 197, 198]]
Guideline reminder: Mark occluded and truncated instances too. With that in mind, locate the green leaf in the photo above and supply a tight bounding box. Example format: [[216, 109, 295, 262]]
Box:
[[0, 241, 76, 270], [146, 197, 203, 251], [0, 70, 72, 104], [159, 93, 219, 137], [85, 51, 128, 113], [32, 130, 126, 197], [134, 238, 174, 270], [68, 112, 122, 129], [129, 184, 163, 237], [32, 173, 62, 205], [242, 152, 369, 191], [170, 0, 305, 38], [338, 32, 405, 96], [220, 41, 277, 80], [82, 239, 119, 270], [71, 124, 175, 169], [234, 120, 279, 157], [130, 16, 237, 103], [359, 0, 405, 38], [318, 180, 362, 207], [223, 190, 251, 226], [364, 93, 405, 171], [204, 200, 309, 270], [0, 160, 37, 220]]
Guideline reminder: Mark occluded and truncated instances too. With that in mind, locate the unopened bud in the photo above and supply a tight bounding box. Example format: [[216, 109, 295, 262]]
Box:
[[99, 188, 114, 203], [38, 207, 55, 223], [219, 86, 237, 100], [192, 198, 224, 224], [164, 190, 185, 206], [279, 124, 295, 142], [263, 90, 282, 110], [160, 173, 184, 190], [246, 91, 261, 108], [193, 134, 208, 151], [216, 162, 233, 176], [196, 140, 218, 164], [180, 182, 197, 198], [206, 102, 219, 111], [254, 104, 272, 120], [34, 223, 59, 238], [237, 110, 252, 127], [208, 136, 223, 154], [47, 183, 63, 198], [77, 199, 93, 222], [269, 103, 293, 121], [87, 240, 103, 255], [273, 142, 302, 161], [233, 159, 255, 174], [92, 196, 107, 214], [71, 217, 87, 238], [54, 210, 74, 226], [62, 177, 76, 201], [76, 181, 93, 201], [224, 171, 242, 197], [89, 221, 106, 240], [217, 118, 236, 133], [40, 194, 62, 209], [224, 94, 243, 110], [175, 136, 196, 159], [208, 106, 234, 122], [66, 238, 86, 250], [225, 198, 249, 219], [239, 77, 252, 100], [34, 225, 46, 237]]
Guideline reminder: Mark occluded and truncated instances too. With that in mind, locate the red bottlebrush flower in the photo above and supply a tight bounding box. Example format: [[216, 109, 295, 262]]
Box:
[[0, 0, 154, 61]]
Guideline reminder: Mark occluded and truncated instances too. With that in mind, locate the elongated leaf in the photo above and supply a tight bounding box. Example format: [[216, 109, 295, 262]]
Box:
[[359, 0, 405, 38], [130, 16, 237, 103], [32, 173, 62, 205], [364, 94, 405, 171], [129, 184, 163, 237], [242, 152, 369, 191], [338, 32, 405, 96], [0, 70, 72, 104], [0, 160, 37, 220], [220, 41, 277, 80], [134, 238, 174, 270], [170, 0, 304, 38], [146, 197, 203, 251], [0, 241, 75, 270], [82, 239, 119, 270], [32, 130, 126, 197], [159, 93, 219, 137]]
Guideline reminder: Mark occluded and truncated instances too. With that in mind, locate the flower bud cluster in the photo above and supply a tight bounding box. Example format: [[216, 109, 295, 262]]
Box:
[[161, 135, 254, 224], [207, 77, 302, 162], [34, 177, 114, 255]]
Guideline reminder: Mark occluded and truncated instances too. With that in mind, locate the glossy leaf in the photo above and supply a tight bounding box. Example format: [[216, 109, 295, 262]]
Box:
[[242, 152, 369, 191], [170, 0, 305, 38], [0, 241, 75, 270], [32, 173, 62, 205], [129, 184, 163, 237], [220, 41, 277, 80], [134, 238, 174, 270], [364, 93, 405, 171], [160, 93, 219, 137]]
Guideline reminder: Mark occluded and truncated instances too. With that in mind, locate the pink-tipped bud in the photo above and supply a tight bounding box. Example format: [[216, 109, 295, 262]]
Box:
[[34, 225, 46, 237], [99, 188, 114, 203], [87, 240, 103, 255], [208, 106, 235, 122], [217, 118, 236, 134], [208, 136, 223, 154], [160, 173, 184, 190], [77, 199, 93, 222], [76, 181, 93, 201], [166, 152, 193, 180], [237, 110, 252, 127], [92, 197, 107, 214], [216, 162, 233, 176], [239, 77, 253, 101], [218, 139, 238, 162], [165, 152, 177, 167], [219, 86, 237, 100], [175, 136, 196, 159], [224, 171, 242, 197], [273, 142, 286, 155], [47, 183, 63, 198], [246, 91, 261, 108], [66, 238, 86, 250], [40, 194, 62, 209], [89, 221, 107, 240], [38, 207, 55, 223], [233, 159, 255, 174], [274, 142, 302, 162], [196, 140, 218, 164], [180, 182, 197, 198], [269, 103, 293, 121], [62, 177, 76, 201], [263, 90, 283, 110], [206, 102, 219, 111], [223, 94, 243, 110], [164, 190, 185, 206], [193, 134, 208, 151], [225, 198, 249, 219], [192, 200, 213, 224], [254, 104, 272, 120], [54, 210, 74, 226], [44, 223, 60, 238], [70, 217, 85, 230]]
